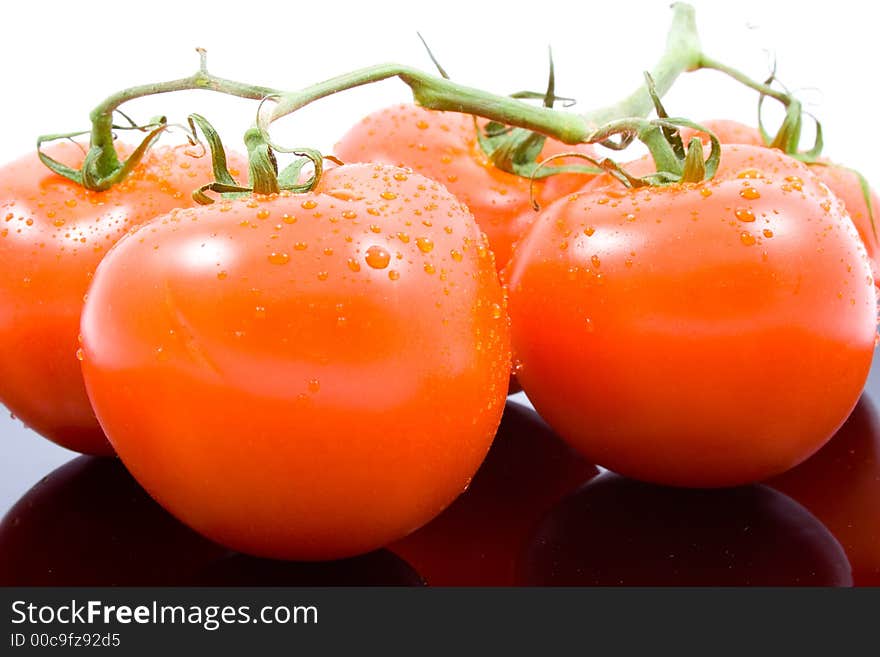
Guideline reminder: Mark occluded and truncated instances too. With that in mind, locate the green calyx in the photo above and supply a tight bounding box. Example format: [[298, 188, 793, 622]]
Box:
[[190, 115, 333, 204]]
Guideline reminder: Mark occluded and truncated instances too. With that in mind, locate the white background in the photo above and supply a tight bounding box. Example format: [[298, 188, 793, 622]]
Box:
[[1, 0, 879, 502]]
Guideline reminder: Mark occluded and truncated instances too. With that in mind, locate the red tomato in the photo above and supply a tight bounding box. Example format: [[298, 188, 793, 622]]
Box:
[[390, 401, 598, 585], [520, 473, 852, 586], [0, 142, 244, 455], [769, 395, 880, 586], [505, 144, 876, 487], [0, 456, 228, 585], [333, 104, 597, 273], [79, 163, 511, 560], [680, 119, 880, 276]]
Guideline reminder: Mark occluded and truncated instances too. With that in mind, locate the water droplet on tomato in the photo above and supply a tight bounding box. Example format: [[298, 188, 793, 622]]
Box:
[[450, 249, 463, 262], [268, 252, 290, 265], [491, 303, 503, 320], [735, 208, 756, 223], [380, 191, 397, 200], [317, 271, 329, 281], [301, 200, 317, 210], [294, 242, 308, 251], [737, 169, 764, 179], [591, 255, 601, 269], [740, 231, 756, 246], [700, 188, 713, 198], [393, 172, 409, 181], [65, 199, 77, 208], [347, 258, 361, 272], [308, 378, 321, 393], [584, 226, 595, 236], [424, 263, 436, 274], [740, 187, 761, 200], [388, 270, 400, 281], [75, 348, 84, 361], [255, 306, 267, 319], [763, 229, 774, 238], [416, 237, 434, 253], [256, 209, 270, 220], [217, 270, 228, 280], [365, 245, 391, 269]]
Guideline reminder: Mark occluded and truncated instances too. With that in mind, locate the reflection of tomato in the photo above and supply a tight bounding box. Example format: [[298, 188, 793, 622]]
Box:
[[0, 456, 228, 585], [334, 104, 596, 272], [194, 551, 423, 586], [0, 142, 244, 455], [506, 144, 876, 486], [520, 473, 852, 586], [80, 163, 511, 560], [680, 119, 880, 275], [391, 401, 598, 585], [769, 395, 880, 585]]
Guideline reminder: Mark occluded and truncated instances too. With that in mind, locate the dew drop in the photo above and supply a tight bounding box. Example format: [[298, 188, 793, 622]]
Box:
[[740, 231, 756, 246], [396, 232, 410, 243], [256, 209, 270, 220], [380, 191, 397, 200], [294, 242, 308, 251], [65, 199, 77, 208], [416, 237, 434, 253], [342, 210, 357, 220], [365, 245, 391, 269], [369, 224, 382, 233], [282, 214, 297, 224], [317, 271, 329, 281], [735, 208, 756, 223], [450, 249, 463, 262], [347, 258, 361, 272], [424, 263, 436, 274], [393, 172, 409, 181], [737, 169, 764, 179], [584, 226, 595, 236], [700, 188, 713, 198], [301, 200, 317, 210], [388, 269, 400, 281], [740, 187, 761, 200], [268, 252, 290, 265], [763, 229, 774, 238]]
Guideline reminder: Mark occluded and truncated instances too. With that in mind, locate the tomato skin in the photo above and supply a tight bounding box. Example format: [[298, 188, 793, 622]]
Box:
[[333, 104, 596, 273], [769, 395, 880, 585], [680, 119, 880, 275], [79, 163, 511, 560], [506, 144, 876, 487], [520, 473, 852, 586], [0, 142, 244, 455]]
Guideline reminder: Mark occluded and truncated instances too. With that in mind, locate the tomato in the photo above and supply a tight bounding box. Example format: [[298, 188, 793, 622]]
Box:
[[520, 473, 852, 586], [79, 163, 511, 560], [333, 104, 597, 273], [769, 395, 880, 585], [0, 456, 228, 585], [680, 118, 880, 276], [390, 401, 598, 585], [0, 142, 244, 455], [505, 144, 876, 487]]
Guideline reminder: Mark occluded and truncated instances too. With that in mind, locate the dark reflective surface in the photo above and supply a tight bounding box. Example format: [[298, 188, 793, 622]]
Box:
[[769, 396, 880, 586], [390, 402, 599, 585], [0, 456, 421, 586], [520, 473, 852, 586], [3, 354, 880, 586]]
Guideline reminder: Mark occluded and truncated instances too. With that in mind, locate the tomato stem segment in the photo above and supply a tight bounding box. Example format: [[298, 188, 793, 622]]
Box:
[[37, 49, 284, 192], [262, 4, 703, 149]]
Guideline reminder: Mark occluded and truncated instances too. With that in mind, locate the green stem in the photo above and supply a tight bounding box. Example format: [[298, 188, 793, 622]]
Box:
[[85, 49, 283, 182], [696, 54, 791, 105], [266, 3, 704, 145]]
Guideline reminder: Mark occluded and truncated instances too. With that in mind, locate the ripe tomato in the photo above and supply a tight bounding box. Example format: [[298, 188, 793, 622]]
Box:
[[0, 456, 228, 585], [390, 401, 598, 585], [333, 104, 597, 273], [680, 119, 880, 276], [769, 395, 880, 586], [520, 473, 852, 586], [0, 142, 244, 455], [79, 163, 511, 560], [505, 144, 876, 487]]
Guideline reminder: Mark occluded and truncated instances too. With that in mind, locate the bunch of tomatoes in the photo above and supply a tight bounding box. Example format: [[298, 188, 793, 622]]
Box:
[[1, 7, 877, 566]]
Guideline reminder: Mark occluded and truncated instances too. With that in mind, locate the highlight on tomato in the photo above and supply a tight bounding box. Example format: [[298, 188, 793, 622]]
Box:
[[505, 137, 877, 487], [79, 160, 511, 560]]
